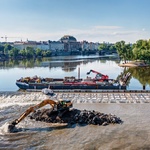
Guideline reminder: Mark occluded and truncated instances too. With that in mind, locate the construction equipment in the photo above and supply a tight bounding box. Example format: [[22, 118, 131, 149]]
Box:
[[87, 69, 109, 81], [8, 99, 72, 132], [1, 36, 22, 42]]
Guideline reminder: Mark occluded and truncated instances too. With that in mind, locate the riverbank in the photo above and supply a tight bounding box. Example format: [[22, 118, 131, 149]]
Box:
[[119, 61, 149, 67]]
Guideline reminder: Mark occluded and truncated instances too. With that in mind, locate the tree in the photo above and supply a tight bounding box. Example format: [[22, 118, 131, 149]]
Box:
[[109, 44, 117, 53], [98, 42, 111, 55], [115, 41, 133, 63], [4, 44, 12, 55], [25, 47, 35, 58], [132, 39, 150, 62], [42, 50, 52, 57], [8, 48, 19, 58], [0, 45, 4, 54], [125, 43, 133, 61], [35, 48, 42, 57], [19, 49, 26, 58]]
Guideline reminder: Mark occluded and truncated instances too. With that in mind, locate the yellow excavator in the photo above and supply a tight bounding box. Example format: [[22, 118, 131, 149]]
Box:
[[8, 99, 73, 132]]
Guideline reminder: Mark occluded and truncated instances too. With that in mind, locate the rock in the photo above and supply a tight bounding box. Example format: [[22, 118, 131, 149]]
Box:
[[29, 109, 123, 126]]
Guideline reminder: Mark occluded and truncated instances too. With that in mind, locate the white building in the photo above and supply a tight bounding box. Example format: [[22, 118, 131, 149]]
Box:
[[49, 41, 64, 51], [94, 42, 100, 50], [14, 41, 49, 50], [81, 41, 100, 51], [81, 41, 89, 51], [36, 41, 49, 50]]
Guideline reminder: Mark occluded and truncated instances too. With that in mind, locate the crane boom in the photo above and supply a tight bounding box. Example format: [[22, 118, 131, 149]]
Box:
[[1, 36, 22, 42], [87, 69, 109, 81]]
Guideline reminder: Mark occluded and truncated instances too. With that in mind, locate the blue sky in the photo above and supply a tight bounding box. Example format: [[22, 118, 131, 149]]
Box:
[[0, 0, 150, 43]]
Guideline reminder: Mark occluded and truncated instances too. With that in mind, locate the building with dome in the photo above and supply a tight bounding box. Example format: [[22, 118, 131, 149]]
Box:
[[60, 35, 77, 43], [60, 35, 81, 52], [12, 35, 100, 57]]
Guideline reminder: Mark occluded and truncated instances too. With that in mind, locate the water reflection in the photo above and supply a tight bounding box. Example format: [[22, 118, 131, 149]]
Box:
[[0, 56, 116, 71], [0, 56, 150, 90], [127, 67, 150, 87]]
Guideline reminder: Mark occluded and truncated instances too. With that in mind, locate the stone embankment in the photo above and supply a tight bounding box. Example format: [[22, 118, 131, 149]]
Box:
[[0, 91, 150, 103]]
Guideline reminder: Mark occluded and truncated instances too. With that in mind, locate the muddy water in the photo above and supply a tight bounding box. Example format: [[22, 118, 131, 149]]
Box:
[[0, 95, 150, 150]]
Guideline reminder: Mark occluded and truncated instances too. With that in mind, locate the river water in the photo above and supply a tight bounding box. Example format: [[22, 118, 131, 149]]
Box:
[[0, 55, 150, 149], [0, 55, 150, 91], [0, 92, 150, 150]]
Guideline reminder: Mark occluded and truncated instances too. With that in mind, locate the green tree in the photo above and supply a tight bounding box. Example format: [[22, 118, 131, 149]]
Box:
[[98, 42, 111, 55], [4, 44, 12, 55], [125, 43, 133, 61], [19, 49, 26, 58], [25, 47, 35, 58], [115, 41, 133, 63], [42, 50, 52, 57], [109, 44, 116, 52], [0, 45, 4, 54], [8, 48, 19, 58], [132, 39, 150, 62], [98, 43, 108, 51], [35, 48, 42, 57]]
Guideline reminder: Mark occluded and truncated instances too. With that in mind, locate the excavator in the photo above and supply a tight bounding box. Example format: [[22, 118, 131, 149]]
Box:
[[8, 99, 73, 132], [87, 70, 109, 81]]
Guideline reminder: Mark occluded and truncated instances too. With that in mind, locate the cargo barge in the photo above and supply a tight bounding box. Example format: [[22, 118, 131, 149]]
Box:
[[16, 70, 130, 90]]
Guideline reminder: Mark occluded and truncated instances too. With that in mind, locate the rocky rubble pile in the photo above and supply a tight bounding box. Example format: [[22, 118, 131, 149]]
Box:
[[30, 109, 123, 126]]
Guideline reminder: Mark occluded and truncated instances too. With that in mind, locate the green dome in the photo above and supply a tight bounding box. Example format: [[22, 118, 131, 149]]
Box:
[[60, 35, 77, 42]]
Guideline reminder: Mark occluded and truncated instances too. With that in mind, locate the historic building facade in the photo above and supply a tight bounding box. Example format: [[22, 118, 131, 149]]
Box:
[[12, 35, 100, 55]]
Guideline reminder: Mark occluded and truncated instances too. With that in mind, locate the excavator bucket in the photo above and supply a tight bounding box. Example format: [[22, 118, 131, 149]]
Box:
[[87, 71, 91, 75], [7, 120, 18, 133]]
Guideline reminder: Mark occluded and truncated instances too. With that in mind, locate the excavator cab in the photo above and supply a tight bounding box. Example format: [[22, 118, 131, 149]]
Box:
[[57, 100, 72, 111]]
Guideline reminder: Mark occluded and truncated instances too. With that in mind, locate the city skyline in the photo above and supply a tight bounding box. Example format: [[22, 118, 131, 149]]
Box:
[[0, 0, 150, 43]]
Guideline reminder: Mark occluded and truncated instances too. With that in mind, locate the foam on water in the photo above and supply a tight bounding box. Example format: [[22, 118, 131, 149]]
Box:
[[0, 102, 38, 109], [0, 92, 52, 109], [0, 122, 13, 134]]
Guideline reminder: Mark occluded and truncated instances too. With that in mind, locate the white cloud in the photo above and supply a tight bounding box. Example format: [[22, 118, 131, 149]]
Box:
[[1, 25, 149, 43], [93, 26, 122, 30]]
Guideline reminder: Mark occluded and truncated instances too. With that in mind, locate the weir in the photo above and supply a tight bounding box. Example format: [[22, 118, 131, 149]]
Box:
[[0, 91, 149, 104]]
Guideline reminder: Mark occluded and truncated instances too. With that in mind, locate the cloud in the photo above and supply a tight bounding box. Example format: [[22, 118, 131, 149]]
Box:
[[112, 31, 139, 36], [93, 26, 122, 30], [1, 25, 149, 43]]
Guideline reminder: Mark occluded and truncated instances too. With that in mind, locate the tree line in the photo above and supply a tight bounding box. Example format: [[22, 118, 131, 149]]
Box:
[[0, 39, 150, 63], [98, 39, 150, 63], [0, 44, 52, 59]]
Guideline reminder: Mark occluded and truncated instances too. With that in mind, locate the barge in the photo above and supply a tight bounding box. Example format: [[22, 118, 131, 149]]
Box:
[[16, 70, 131, 90]]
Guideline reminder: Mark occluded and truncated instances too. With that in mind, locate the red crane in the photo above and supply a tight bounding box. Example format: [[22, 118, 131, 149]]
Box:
[[87, 69, 109, 81]]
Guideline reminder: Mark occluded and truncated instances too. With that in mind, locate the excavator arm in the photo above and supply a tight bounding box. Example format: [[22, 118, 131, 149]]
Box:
[[11, 99, 58, 126], [8, 99, 73, 132]]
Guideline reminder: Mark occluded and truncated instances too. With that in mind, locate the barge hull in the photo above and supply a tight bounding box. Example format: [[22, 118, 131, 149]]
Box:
[[16, 82, 126, 90]]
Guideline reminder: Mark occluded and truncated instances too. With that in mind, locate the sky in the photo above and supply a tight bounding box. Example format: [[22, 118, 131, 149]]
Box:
[[0, 0, 150, 43]]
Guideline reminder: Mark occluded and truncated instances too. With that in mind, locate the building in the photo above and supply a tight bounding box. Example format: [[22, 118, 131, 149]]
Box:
[[36, 41, 49, 50], [12, 35, 100, 55], [60, 35, 77, 43], [60, 35, 81, 51], [48, 41, 64, 51], [14, 41, 49, 50]]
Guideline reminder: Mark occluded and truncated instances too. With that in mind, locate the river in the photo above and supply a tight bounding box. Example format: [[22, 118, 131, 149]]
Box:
[[0, 55, 150, 150], [0, 92, 150, 150], [0, 55, 150, 91]]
